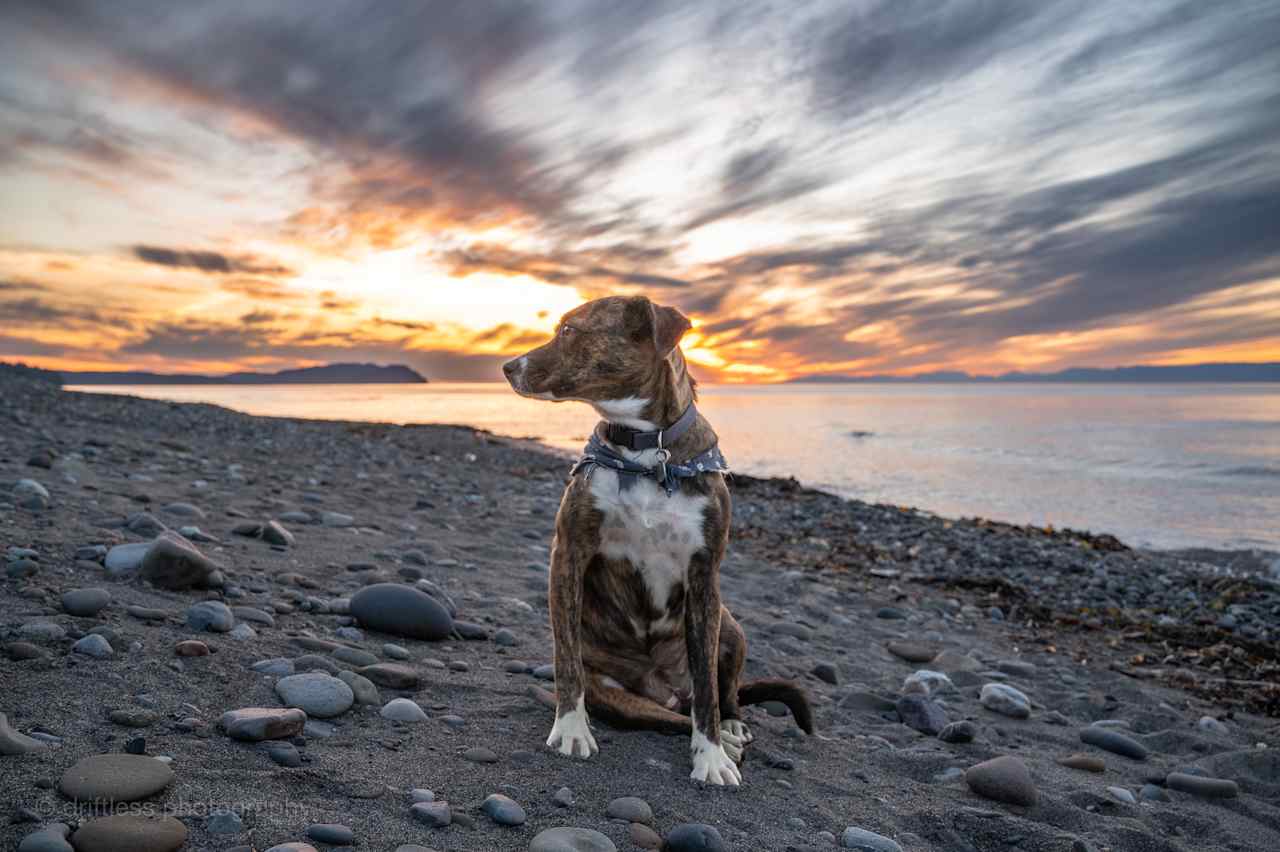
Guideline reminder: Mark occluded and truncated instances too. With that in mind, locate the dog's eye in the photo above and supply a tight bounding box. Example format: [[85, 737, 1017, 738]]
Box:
[[559, 325, 576, 340]]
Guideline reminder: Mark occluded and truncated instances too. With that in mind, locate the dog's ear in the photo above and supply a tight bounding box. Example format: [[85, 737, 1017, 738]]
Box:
[[650, 303, 691, 357]]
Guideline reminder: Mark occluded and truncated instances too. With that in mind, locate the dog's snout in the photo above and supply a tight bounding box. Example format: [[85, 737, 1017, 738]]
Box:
[[502, 359, 519, 378]]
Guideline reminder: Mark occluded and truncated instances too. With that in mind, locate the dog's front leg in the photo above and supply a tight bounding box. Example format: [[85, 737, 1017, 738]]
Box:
[[545, 496, 599, 759], [685, 548, 741, 785]]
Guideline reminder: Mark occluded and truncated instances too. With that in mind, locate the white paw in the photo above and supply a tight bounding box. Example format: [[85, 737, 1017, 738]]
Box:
[[690, 729, 742, 786], [720, 719, 751, 763], [545, 697, 598, 759]]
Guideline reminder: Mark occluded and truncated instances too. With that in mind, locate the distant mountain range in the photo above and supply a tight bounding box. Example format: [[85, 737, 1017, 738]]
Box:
[[59, 362, 428, 385], [795, 362, 1280, 383]]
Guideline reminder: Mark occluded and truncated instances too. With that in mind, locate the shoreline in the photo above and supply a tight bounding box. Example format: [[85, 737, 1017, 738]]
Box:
[[3, 369, 1279, 851]]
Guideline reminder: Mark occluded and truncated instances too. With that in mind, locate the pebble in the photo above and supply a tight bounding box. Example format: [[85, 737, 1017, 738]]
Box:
[[275, 673, 355, 718], [663, 824, 726, 851], [141, 532, 220, 590], [876, 606, 907, 619], [59, 754, 174, 803], [72, 634, 113, 658], [1166, 771, 1239, 799], [62, 588, 110, 617], [887, 641, 936, 663], [1107, 786, 1136, 804], [606, 795, 653, 825], [529, 827, 618, 852], [929, 649, 983, 673], [17, 823, 73, 852], [232, 606, 276, 626], [229, 623, 257, 640], [1, 712, 48, 755], [896, 695, 947, 735], [840, 826, 903, 851], [267, 742, 302, 767], [19, 622, 65, 642], [109, 708, 159, 728], [5, 642, 47, 661], [383, 643, 410, 660], [186, 600, 235, 632], [381, 698, 428, 722], [358, 662, 421, 689], [980, 683, 1031, 719], [207, 811, 244, 834], [1079, 726, 1148, 760], [321, 511, 355, 527], [409, 801, 451, 827], [964, 755, 1037, 806], [337, 670, 380, 705], [812, 662, 839, 684], [105, 542, 151, 577], [333, 646, 379, 667], [481, 793, 527, 826], [494, 627, 519, 646], [453, 620, 488, 640], [14, 478, 50, 510], [175, 640, 210, 657], [252, 657, 295, 676], [220, 707, 307, 741], [306, 824, 355, 845], [938, 720, 977, 744], [902, 670, 955, 697], [410, 788, 436, 802], [264, 845, 319, 852], [70, 815, 187, 852], [263, 520, 295, 546], [1140, 783, 1171, 802], [464, 746, 500, 763], [349, 583, 453, 640], [630, 823, 663, 849], [1196, 715, 1229, 736], [554, 786, 575, 807], [1057, 753, 1105, 773]]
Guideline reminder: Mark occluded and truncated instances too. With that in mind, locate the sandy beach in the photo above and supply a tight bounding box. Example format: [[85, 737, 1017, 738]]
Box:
[[3, 366, 1279, 852]]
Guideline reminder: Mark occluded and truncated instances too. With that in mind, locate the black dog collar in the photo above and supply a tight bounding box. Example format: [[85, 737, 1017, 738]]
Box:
[[603, 403, 698, 451]]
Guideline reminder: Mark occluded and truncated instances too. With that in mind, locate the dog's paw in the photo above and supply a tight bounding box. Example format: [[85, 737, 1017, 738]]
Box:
[[720, 719, 751, 763], [545, 702, 598, 759], [690, 731, 742, 786]]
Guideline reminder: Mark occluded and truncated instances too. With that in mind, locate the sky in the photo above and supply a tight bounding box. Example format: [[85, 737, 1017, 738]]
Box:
[[1, 1, 1278, 382]]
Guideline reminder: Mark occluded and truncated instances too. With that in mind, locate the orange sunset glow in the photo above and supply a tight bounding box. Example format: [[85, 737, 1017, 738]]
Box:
[[2, 3, 1278, 382]]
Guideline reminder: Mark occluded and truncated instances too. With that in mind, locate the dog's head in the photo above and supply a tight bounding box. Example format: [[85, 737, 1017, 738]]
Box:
[[503, 295, 691, 404]]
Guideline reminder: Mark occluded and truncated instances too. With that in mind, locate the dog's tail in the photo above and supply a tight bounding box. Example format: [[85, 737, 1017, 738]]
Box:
[[738, 679, 814, 734]]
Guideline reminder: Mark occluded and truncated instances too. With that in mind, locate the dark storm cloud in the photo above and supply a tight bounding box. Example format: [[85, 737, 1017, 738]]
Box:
[[133, 246, 293, 276]]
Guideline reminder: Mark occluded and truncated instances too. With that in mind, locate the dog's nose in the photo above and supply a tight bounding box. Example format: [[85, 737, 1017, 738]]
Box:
[[502, 359, 519, 378]]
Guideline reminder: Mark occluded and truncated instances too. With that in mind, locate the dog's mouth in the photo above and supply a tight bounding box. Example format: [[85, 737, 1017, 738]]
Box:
[[503, 356, 558, 400]]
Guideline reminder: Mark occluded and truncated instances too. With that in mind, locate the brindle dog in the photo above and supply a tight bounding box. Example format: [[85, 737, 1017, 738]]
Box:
[[503, 295, 812, 785]]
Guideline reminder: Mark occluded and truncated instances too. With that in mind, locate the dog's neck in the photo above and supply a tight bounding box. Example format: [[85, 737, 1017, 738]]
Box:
[[592, 349, 714, 463]]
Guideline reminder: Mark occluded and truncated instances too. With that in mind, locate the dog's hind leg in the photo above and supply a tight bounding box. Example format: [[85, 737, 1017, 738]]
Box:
[[584, 674, 691, 736], [716, 608, 752, 761]]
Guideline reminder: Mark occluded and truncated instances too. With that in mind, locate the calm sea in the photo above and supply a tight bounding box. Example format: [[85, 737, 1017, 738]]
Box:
[[67, 383, 1280, 552]]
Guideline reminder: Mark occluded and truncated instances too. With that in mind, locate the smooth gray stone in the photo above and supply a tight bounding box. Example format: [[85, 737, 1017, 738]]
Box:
[[18, 823, 73, 852], [59, 754, 174, 803], [1, 712, 48, 755], [381, 698, 428, 722], [72, 634, 113, 658], [605, 796, 653, 825], [143, 532, 220, 589], [840, 826, 903, 851], [1167, 771, 1239, 798], [896, 695, 947, 735], [481, 793, 526, 826], [62, 588, 110, 617], [409, 801, 451, 827], [350, 583, 452, 640], [275, 673, 354, 718], [105, 542, 151, 577], [187, 600, 234, 632], [529, 827, 617, 852], [337, 670, 380, 704], [1080, 726, 1148, 760], [221, 707, 307, 741], [980, 683, 1031, 718], [306, 824, 354, 844], [964, 755, 1037, 806]]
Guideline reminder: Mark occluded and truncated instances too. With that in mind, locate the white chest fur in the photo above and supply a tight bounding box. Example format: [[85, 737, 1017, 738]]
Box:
[[589, 467, 709, 614]]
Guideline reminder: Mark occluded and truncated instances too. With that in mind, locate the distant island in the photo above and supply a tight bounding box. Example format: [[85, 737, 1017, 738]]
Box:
[[795, 362, 1280, 383], [57, 362, 428, 385]]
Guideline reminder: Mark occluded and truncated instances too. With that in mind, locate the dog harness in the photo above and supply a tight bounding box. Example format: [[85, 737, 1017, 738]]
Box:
[[571, 404, 729, 496]]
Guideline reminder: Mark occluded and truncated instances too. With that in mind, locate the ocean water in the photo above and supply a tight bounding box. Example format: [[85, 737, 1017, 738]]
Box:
[[67, 382, 1280, 552]]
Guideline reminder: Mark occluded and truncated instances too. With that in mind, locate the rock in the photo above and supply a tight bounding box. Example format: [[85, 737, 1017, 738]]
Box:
[[529, 827, 617, 852], [59, 754, 174, 803], [175, 640, 210, 657], [494, 627, 519, 646], [1197, 715, 1229, 736], [384, 643, 410, 660], [187, 600, 235, 632], [929, 649, 983, 673], [220, 707, 307, 741], [252, 657, 295, 676], [275, 673, 355, 718], [381, 698, 428, 722], [126, 605, 168, 621], [839, 691, 897, 713], [108, 709, 159, 728], [631, 823, 663, 849], [1057, 753, 1105, 773], [14, 479, 50, 510], [664, 824, 726, 851], [306, 824, 355, 845], [207, 811, 244, 834], [19, 622, 65, 643], [5, 641, 47, 661], [263, 521, 295, 546], [264, 844, 318, 852], [105, 543, 150, 577], [142, 532, 220, 590], [337, 670, 380, 705], [1107, 786, 1136, 804], [126, 512, 167, 537], [1166, 771, 1239, 799], [996, 660, 1036, 677], [232, 606, 276, 626], [902, 670, 955, 697], [812, 662, 839, 684], [896, 695, 947, 735], [980, 683, 1031, 718], [938, 720, 977, 744], [464, 746, 499, 763], [1079, 726, 1148, 760], [964, 755, 1037, 807], [410, 788, 436, 802], [161, 502, 204, 519], [70, 815, 187, 852], [18, 823, 73, 852], [267, 742, 302, 767], [876, 607, 907, 619], [606, 796, 653, 825], [350, 582, 453, 641], [553, 786, 575, 807], [409, 801, 451, 827], [481, 793, 527, 826], [1140, 783, 1171, 802], [321, 511, 355, 527], [1, 712, 48, 755], [62, 588, 110, 617], [358, 662, 420, 689], [887, 641, 936, 663], [72, 634, 113, 658], [332, 646, 378, 667], [840, 826, 903, 851]]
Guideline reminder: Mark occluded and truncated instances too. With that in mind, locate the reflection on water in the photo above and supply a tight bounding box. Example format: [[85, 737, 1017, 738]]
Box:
[[68, 382, 1280, 551]]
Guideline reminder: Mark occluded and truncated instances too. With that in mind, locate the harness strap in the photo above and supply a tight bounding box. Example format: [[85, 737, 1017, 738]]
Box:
[[571, 432, 729, 497]]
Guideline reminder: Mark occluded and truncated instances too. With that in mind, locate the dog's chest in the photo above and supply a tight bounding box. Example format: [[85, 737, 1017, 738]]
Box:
[[589, 469, 708, 613]]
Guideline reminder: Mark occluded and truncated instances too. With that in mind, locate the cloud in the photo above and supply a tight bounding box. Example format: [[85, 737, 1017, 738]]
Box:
[[133, 245, 293, 276], [0, 295, 134, 329]]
